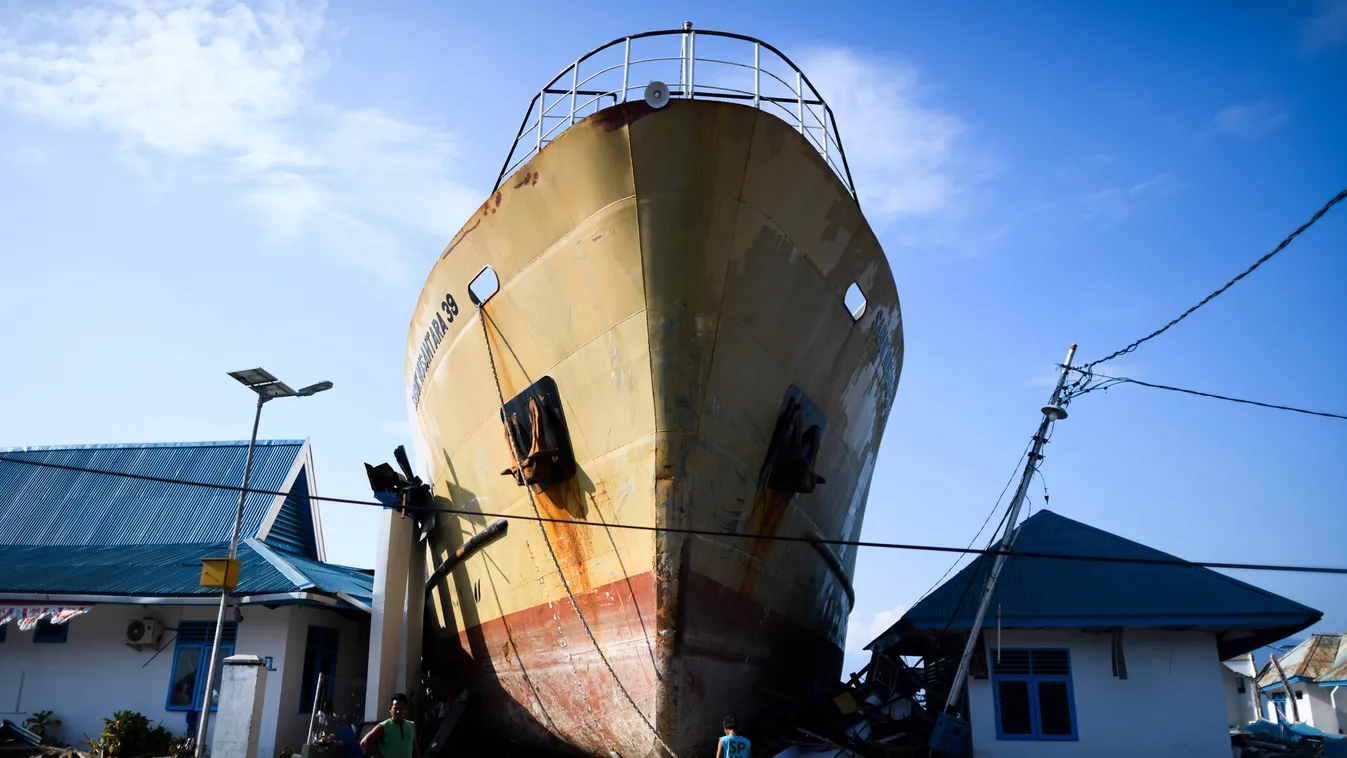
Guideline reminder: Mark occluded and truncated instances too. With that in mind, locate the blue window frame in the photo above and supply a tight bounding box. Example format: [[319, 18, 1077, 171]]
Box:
[[33, 619, 69, 643], [299, 626, 340, 713], [165, 622, 237, 712], [991, 648, 1078, 741]]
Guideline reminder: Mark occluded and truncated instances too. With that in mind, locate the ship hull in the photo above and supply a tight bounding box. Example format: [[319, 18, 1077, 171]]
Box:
[[407, 99, 902, 757]]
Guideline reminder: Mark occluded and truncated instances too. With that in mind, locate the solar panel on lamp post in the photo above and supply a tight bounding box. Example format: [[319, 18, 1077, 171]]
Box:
[[193, 369, 332, 758]]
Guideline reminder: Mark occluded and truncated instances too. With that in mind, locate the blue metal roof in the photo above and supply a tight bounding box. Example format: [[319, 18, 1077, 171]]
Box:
[[263, 467, 319, 557], [870, 510, 1320, 659], [0, 440, 304, 547], [0, 541, 371, 606]]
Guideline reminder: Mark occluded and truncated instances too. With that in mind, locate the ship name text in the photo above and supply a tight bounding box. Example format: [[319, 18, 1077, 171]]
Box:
[[412, 292, 460, 409]]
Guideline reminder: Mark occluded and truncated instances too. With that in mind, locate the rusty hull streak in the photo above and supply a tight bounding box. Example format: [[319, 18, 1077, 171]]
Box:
[[531, 477, 595, 594]]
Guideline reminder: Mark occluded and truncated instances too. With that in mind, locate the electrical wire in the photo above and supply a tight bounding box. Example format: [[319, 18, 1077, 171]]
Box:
[[1084, 188, 1347, 370], [914, 442, 1031, 606], [1066, 369, 1347, 421], [3, 453, 1347, 575], [938, 505, 1015, 635]]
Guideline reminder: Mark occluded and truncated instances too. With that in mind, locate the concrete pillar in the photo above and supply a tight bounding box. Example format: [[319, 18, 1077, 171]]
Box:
[[211, 655, 268, 758], [400, 539, 427, 697], [365, 508, 412, 721]]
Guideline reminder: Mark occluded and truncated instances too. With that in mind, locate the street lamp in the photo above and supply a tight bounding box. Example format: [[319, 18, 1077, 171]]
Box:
[[194, 368, 332, 758]]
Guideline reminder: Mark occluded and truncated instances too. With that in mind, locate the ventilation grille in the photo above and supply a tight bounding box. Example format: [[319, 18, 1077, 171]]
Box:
[[992, 648, 1070, 676], [177, 621, 238, 645]]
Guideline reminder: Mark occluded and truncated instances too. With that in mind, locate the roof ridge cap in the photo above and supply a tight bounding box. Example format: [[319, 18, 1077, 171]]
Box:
[[243, 538, 316, 591]]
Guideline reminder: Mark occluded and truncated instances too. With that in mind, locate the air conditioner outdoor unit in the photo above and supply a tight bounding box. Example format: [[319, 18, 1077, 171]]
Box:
[[125, 617, 161, 646]]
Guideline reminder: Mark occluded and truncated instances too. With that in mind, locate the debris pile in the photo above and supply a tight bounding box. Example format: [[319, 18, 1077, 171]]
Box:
[[767, 651, 940, 757], [1232, 720, 1347, 757]]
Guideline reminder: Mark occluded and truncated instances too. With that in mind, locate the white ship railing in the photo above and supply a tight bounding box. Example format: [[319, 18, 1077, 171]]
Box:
[[493, 24, 859, 203]]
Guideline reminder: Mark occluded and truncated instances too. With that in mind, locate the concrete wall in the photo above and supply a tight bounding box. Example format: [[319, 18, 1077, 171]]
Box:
[[1222, 665, 1258, 728], [966, 629, 1231, 758], [1303, 685, 1340, 733], [0, 603, 367, 758], [267, 605, 369, 756]]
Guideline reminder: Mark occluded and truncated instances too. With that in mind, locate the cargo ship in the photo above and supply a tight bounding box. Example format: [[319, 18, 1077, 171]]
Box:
[[404, 26, 903, 757]]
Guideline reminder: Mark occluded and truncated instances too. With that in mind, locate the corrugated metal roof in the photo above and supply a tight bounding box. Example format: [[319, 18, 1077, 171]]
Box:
[[871, 510, 1321, 658], [263, 467, 318, 557], [1257, 634, 1345, 689], [282, 551, 375, 602], [0, 541, 371, 603], [0, 440, 304, 546]]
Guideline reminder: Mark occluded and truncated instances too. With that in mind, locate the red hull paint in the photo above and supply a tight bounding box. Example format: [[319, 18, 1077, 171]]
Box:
[[449, 569, 841, 757]]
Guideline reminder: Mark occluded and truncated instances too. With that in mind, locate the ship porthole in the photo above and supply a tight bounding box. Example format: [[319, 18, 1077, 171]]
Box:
[[469, 265, 500, 306], [844, 282, 867, 322]]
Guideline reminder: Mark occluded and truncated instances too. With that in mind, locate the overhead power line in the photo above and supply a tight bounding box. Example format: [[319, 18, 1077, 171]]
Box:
[[914, 442, 1030, 605], [1067, 369, 1347, 421], [1086, 188, 1347, 369], [3, 454, 1347, 576]]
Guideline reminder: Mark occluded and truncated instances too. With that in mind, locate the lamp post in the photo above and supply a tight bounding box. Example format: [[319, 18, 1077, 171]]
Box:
[[194, 368, 332, 758]]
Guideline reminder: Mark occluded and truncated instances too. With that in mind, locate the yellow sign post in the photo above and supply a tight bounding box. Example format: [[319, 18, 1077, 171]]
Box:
[[200, 558, 241, 590]]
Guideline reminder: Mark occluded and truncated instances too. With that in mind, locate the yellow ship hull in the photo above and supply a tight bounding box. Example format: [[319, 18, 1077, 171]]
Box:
[[407, 98, 902, 757]]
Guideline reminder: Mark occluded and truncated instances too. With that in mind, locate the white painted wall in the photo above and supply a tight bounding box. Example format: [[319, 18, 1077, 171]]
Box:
[[267, 605, 370, 756], [966, 629, 1231, 758], [0, 602, 367, 758], [1333, 686, 1347, 735], [1303, 685, 1340, 733], [1221, 665, 1258, 728], [1262, 684, 1340, 732]]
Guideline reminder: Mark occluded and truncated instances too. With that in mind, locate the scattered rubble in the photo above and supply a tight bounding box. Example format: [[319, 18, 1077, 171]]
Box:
[[1232, 720, 1347, 757], [765, 652, 939, 757]]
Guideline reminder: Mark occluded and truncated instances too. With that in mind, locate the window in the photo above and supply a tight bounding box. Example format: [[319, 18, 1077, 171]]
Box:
[[1295, 690, 1304, 700], [991, 648, 1077, 741], [844, 282, 867, 321], [0, 624, 7, 643], [33, 619, 69, 643], [1237, 678, 1247, 694], [165, 622, 236, 712], [299, 626, 340, 713]]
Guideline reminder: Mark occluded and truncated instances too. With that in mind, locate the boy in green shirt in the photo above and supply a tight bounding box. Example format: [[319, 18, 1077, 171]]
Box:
[[360, 693, 420, 758]]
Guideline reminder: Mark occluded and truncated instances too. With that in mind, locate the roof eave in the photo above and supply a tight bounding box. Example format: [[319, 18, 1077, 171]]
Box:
[[0, 590, 347, 608], [904, 613, 1319, 631]]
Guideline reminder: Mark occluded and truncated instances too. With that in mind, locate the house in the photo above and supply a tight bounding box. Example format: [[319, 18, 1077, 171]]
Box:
[[1256, 633, 1347, 732], [0, 440, 374, 758], [1221, 653, 1260, 728], [866, 510, 1321, 758]]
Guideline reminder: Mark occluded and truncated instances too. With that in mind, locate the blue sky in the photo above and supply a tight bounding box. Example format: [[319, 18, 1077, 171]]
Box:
[[1, 0, 1343, 677]]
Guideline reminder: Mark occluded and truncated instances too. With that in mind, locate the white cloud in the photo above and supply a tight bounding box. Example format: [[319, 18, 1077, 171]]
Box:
[[799, 48, 991, 221], [845, 603, 908, 653], [0, 0, 478, 281], [8, 146, 46, 165], [1083, 172, 1185, 221], [1214, 101, 1290, 139]]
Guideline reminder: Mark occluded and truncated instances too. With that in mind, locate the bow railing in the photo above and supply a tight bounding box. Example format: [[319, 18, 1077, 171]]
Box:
[[493, 24, 858, 201]]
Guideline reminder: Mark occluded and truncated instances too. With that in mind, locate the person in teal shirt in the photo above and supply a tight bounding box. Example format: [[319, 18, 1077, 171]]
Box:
[[360, 693, 421, 758], [716, 716, 750, 758]]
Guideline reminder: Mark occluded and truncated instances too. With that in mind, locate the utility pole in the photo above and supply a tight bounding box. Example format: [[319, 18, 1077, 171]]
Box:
[[931, 344, 1077, 755], [1247, 651, 1262, 724], [194, 369, 332, 758], [1271, 648, 1300, 723]]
